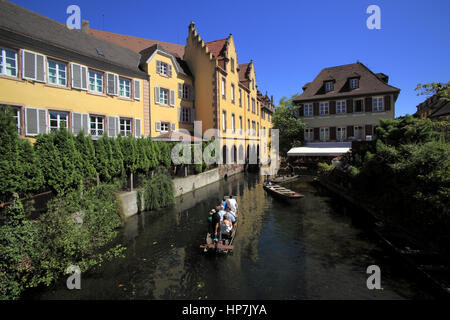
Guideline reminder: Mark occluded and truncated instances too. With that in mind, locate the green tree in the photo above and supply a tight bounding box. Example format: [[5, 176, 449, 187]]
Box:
[[415, 81, 450, 101], [75, 131, 97, 185], [272, 95, 305, 157]]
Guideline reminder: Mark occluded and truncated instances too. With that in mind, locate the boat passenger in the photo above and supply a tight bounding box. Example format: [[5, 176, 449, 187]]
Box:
[[225, 206, 236, 226], [211, 209, 221, 242], [220, 214, 233, 241], [221, 197, 227, 210], [217, 205, 226, 221], [227, 195, 238, 214]]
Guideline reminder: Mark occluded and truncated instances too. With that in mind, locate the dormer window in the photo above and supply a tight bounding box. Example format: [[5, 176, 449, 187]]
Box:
[[325, 81, 334, 92], [350, 78, 359, 89]]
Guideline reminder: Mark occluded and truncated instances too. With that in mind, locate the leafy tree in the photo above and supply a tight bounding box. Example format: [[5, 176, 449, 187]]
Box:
[[272, 95, 305, 157], [75, 131, 97, 184], [416, 81, 450, 101]]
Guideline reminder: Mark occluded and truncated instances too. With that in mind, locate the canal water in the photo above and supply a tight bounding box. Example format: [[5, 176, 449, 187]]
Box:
[[33, 173, 434, 300]]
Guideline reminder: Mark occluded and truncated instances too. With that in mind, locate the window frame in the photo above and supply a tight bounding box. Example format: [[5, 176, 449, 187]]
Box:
[[304, 103, 313, 117], [119, 118, 133, 137], [372, 96, 384, 112], [354, 99, 364, 113], [350, 78, 359, 90], [90, 115, 104, 137], [49, 111, 69, 132], [325, 81, 334, 92], [119, 77, 131, 98], [320, 127, 329, 141], [47, 59, 67, 87], [336, 100, 346, 114], [319, 102, 329, 115], [1, 105, 21, 134], [88, 69, 104, 93], [336, 126, 346, 141], [0, 47, 18, 77], [304, 128, 313, 142], [221, 77, 226, 99]]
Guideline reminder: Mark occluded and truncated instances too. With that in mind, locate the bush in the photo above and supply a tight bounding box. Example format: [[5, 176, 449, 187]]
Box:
[[141, 168, 174, 211]]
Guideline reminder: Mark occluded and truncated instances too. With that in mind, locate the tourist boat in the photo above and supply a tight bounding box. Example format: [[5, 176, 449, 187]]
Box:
[[270, 175, 301, 184], [374, 225, 450, 297], [200, 196, 238, 254], [263, 182, 304, 201]]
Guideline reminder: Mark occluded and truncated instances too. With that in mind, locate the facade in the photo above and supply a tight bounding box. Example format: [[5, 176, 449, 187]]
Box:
[[293, 62, 400, 143], [415, 93, 450, 121], [0, 1, 147, 141], [0, 1, 274, 166]]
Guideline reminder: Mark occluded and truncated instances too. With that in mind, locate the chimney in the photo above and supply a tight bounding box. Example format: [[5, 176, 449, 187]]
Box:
[[81, 20, 90, 34], [271, 95, 273, 104]]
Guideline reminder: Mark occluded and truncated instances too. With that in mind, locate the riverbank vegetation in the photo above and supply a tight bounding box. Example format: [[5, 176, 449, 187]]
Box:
[[319, 115, 450, 254]]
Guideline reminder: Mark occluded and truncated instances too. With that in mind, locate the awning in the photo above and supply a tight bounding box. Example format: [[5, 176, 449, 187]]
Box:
[[152, 131, 205, 143], [287, 142, 351, 157]]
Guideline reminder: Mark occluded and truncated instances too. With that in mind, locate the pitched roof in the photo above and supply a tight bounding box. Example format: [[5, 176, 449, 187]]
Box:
[[0, 1, 147, 78], [293, 62, 400, 103], [416, 94, 450, 118], [239, 63, 250, 82], [205, 38, 228, 59], [139, 44, 192, 76], [89, 29, 185, 58]]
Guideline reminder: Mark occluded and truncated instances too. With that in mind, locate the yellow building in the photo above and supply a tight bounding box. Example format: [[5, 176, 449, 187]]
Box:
[[0, 1, 147, 140]]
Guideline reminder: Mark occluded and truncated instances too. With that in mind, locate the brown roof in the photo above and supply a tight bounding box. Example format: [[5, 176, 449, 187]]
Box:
[[205, 38, 227, 59], [293, 62, 400, 103], [416, 94, 450, 118], [239, 63, 250, 82], [89, 29, 185, 58]]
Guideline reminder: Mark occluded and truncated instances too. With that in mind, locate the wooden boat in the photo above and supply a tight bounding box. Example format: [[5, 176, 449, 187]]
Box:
[[200, 196, 238, 254], [263, 182, 304, 201], [374, 225, 450, 297], [271, 175, 300, 184]]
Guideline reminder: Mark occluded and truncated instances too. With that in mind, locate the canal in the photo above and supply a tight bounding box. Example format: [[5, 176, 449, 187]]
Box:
[[33, 172, 434, 299]]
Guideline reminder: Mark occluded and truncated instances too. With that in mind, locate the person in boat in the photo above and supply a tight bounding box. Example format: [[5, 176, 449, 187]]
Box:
[[225, 206, 237, 227], [211, 209, 222, 242], [227, 195, 238, 214], [219, 214, 233, 241], [221, 197, 228, 210], [217, 205, 226, 221]]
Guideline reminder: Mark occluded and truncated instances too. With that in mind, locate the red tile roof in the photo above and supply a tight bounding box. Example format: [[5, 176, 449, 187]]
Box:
[[238, 63, 250, 82], [205, 38, 227, 58], [89, 29, 185, 58]]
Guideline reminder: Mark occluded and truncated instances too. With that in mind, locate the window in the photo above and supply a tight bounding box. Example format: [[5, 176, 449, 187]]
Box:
[[158, 61, 168, 76], [354, 126, 364, 140], [320, 127, 329, 141], [239, 116, 243, 134], [336, 101, 346, 114], [230, 58, 235, 72], [88, 70, 103, 93], [247, 94, 250, 111], [181, 108, 191, 123], [247, 119, 250, 135], [90, 115, 104, 136], [325, 81, 334, 92], [372, 97, 384, 112], [221, 77, 226, 99], [159, 88, 169, 105], [183, 85, 190, 100], [0, 48, 17, 77], [239, 89, 242, 107], [319, 102, 329, 115], [160, 122, 169, 133], [252, 98, 256, 113], [48, 60, 67, 86], [350, 78, 359, 89], [354, 99, 364, 113], [231, 83, 235, 103], [119, 118, 132, 136], [231, 114, 235, 133], [257, 122, 259, 136], [49, 111, 68, 132], [222, 110, 227, 131], [337, 127, 346, 141], [1, 105, 20, 134], [252, 121, 256, 136], [119, 78, 130, 98], [304, 128, 313, 142], [304, 103, 313, 117]]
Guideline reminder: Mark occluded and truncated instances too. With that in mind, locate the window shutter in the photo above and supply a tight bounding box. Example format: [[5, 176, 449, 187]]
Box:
[[156, 61, 160, 74], [178, 107, 182, 122], [299, 104, 304, 116], [25, 107, 38, 136], [23, 51, 36, 80], [155, 87, 160, 104], [330, 127, 336, 140], [313, 127, 320, 141], [365, 97, 372, 112], [71, 63, 81, 89], [347, 99, 353, 113], [82, 113, 89, 135], [155, 122, 161, 132], [135, 119, 141, 138], [168, 65, 172, 78], [107, 73, 116, 95], [384, 95, 391, 111], [35, 54, 45, 82], [170, 90, 175, 106], [72, 112, 82, 135], [178, 83, 183, 99], [170, 123, 176, 131], [81, 66, 88, 90], [329, 101, 336, 114], [38, 109, 47, 133], [347, 125, 354, 138], [134, 80, 141, 100], [313, 102, 319, 116], [108, 116, 117, 137]]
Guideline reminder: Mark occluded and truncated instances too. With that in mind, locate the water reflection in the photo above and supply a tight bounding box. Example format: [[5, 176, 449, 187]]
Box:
[[33, 173, 434, 300]]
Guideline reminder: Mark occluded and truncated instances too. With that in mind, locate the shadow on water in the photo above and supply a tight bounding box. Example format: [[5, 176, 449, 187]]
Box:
[[30, 173, 436, 300]]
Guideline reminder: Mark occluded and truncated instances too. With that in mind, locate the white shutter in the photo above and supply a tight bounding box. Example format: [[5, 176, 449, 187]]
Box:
[[133, 80, 141, 100], [22, 50, 36, 80], [178, 107, 182, 122], [156, 61, 160, 74], [114, 74, 119, 95], [24, 107, 46, 136], [71, 63, 87, 90], [170, 123, 176, 131], [135, 119, 141, 138], [35, 54, 46, 83], [154, 87, 160, 104], [170, 90, 175, 107], [108, 116, 117, 137], [107, 73, 117, 95], [168, 64, 172, 78], [72, 112, 82, 135], [178, 83, 183, 99], [155, 121, 161, 132], [82, 113, 89, 135], [81, 65, 88, 90]]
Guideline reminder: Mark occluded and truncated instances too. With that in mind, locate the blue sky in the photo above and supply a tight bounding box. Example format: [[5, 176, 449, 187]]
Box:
[[10, 0, 450, 116]]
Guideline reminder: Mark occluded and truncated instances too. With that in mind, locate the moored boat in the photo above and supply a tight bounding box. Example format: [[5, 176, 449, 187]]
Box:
[[263, 182, 304, 202]]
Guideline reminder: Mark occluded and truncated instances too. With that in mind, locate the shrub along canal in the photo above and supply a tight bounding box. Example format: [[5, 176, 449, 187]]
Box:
[[31, 173, 435, 299]]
